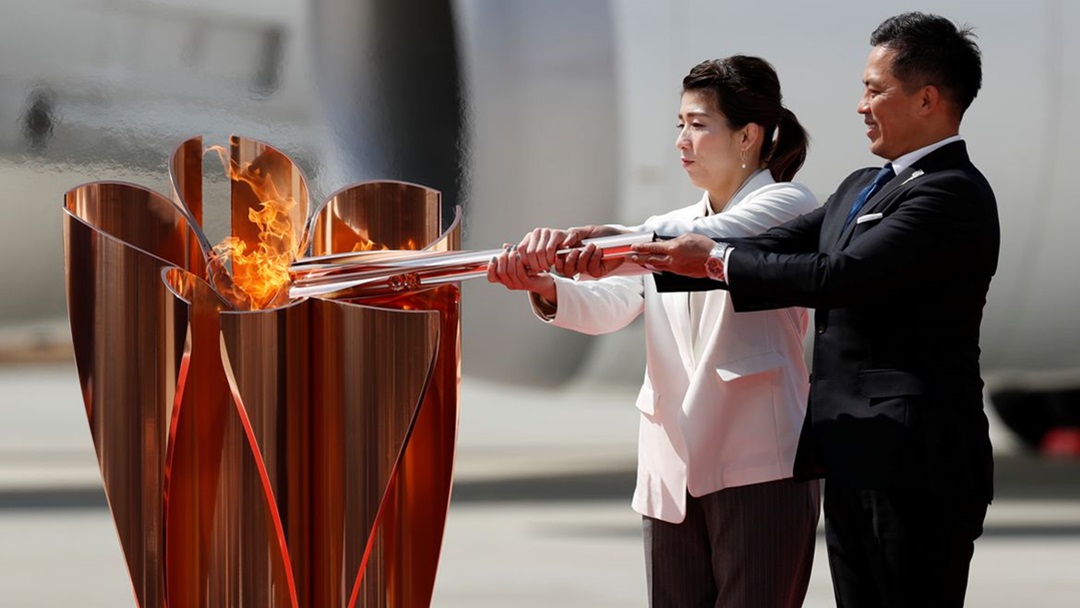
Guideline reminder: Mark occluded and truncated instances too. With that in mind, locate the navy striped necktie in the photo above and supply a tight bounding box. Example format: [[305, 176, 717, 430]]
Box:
[[843, 163, 894, 229]]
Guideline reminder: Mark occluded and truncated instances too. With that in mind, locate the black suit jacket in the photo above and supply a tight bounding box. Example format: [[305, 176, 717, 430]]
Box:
[[656, 141, 999, 502]]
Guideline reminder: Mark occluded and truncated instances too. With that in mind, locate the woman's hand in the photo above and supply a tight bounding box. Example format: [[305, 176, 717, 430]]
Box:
[[516, 225, 627, 273], [486, 245, 558, 304], [515, 225, 630, 278]]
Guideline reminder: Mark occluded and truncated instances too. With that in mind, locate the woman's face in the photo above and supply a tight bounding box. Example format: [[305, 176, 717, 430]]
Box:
[[675, 90, 743, 194]]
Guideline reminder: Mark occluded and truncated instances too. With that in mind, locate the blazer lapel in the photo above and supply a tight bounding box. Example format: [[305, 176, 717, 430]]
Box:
[[834, 164, 916, 247], [856, 165, 916, 216], [822, 169, 879, 249], [659, 201, 706, 370]]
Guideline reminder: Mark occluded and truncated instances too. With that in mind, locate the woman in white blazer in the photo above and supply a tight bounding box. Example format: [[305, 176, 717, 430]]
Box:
[[489, 57, 820, 607]]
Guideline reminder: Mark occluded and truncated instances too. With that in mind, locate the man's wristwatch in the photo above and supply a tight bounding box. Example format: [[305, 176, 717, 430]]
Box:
[[704, 242, 732, 282]]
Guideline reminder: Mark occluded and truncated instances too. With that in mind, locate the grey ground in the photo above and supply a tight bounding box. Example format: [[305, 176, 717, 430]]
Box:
[[1, 365, 1079, 607]]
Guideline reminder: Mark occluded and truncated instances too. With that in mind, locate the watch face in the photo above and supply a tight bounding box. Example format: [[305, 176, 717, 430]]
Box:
[[705, 254, 725, 281]]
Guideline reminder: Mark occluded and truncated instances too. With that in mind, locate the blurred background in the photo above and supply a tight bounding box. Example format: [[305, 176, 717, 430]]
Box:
[[1, 0, 1079, 606]]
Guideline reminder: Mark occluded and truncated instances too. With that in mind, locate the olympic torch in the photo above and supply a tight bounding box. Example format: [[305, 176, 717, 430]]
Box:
[[287, 231, 655, 299]]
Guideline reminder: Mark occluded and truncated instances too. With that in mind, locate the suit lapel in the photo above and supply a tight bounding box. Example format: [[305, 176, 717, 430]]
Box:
[[834, 164, 917, 248], [822, 169, 875, 249], [833, 141, 970, 249]]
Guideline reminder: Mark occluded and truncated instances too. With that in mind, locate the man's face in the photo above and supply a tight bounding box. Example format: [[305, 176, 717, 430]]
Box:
[[858, 45, 926, 160]]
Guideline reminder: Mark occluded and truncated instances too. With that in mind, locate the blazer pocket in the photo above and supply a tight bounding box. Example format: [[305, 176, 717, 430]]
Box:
[[715, 351, 787, 382], [635, 385, 658, 415], [857, 369, 926, 399]]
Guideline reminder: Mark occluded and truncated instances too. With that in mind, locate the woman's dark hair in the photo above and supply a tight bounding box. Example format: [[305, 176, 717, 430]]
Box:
[[682, 56, 808, 182]]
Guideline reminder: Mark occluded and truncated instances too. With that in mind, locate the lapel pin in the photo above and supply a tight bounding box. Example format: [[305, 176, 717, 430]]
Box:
[[901, 169, 925, 185]]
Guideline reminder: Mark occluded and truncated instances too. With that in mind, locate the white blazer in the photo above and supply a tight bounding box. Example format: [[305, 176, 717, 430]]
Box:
[[532, 171, 819, 523]]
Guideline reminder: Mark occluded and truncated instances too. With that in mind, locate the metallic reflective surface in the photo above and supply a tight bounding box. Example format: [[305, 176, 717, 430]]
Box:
[[169, 137, 210, 253], [310, 180, 441, 255], [350, 285, 460, 608], [289, 231, 654, 299], [306, 298, 440, 606], [163, 269, 296, 608], [64, 138, 461, 607], [309, 178, 461, 607], [63, 182, 205, 608]]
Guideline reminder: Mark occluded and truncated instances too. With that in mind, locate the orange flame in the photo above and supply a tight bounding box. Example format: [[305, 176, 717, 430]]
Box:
[[352, 234, 389, 252], [350, 234, 419, 253], [208, 145, 297, 310]]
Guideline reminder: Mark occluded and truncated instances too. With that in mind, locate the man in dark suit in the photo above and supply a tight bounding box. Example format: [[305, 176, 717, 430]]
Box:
[[630, 12, 999, 607]]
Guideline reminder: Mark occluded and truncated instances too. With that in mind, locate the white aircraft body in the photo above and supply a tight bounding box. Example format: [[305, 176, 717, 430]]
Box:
[[0, 0, 1076, 445]]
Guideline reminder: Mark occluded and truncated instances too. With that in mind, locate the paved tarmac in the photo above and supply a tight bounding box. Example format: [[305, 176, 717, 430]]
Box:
[[2, 364, 1079, 606]]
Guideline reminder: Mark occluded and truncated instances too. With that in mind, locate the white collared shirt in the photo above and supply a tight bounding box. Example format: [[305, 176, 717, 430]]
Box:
[[889, 134, 963, 176]]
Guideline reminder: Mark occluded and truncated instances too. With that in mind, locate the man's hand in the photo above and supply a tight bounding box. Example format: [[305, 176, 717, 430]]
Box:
[[630, 233, 716, 278]]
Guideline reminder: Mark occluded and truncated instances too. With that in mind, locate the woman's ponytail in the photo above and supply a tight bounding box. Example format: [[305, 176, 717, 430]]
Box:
[[765, 107, 809, 182]]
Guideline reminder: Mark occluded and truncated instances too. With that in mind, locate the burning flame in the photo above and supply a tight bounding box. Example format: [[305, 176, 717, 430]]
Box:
[[208, 145, 297, 310], [204, 141, 427, 308], [349, 233, 421, 252], [352, 233, 389, 252], [350, 234, 416, 252]]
